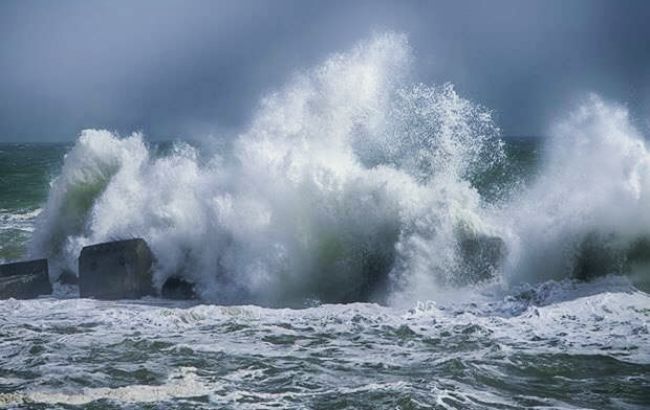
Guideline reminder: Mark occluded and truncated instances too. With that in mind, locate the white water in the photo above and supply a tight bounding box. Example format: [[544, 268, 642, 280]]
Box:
[[498, 95, 650, 287], [28, 33, 650, 306], [0, 277, 648, 408]]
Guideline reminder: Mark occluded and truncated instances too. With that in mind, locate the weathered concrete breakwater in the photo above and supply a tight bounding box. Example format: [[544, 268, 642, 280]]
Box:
[[2, 234, 506, 302], [79, 238, 156, 299], [0, 238, 195, 300], [0, 259, 51, 299]]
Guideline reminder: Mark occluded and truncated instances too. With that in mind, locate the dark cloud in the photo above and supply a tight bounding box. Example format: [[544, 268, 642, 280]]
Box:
[[1, 0, 649, 141]]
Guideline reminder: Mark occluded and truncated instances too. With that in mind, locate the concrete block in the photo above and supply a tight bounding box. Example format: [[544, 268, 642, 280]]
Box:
[[0, 259, 52, 299], [79, 238, 155, 299]]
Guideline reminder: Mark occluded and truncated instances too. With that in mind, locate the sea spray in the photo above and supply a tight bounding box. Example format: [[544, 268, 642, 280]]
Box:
[[29, 131, 148, 280], [29, 33, 506, 305], [499, 95, 650, 287], [31, 34, 650, 305]]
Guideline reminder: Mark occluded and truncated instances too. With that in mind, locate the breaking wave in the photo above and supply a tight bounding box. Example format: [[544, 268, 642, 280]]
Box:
[[498, 96, 650, 290], [29, 33, 650, 305]]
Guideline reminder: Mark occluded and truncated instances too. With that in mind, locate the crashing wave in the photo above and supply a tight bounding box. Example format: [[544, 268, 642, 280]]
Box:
[[29, 33, 650, 305]]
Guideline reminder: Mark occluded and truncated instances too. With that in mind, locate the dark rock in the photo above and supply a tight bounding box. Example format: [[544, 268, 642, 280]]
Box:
[[0, 259, 52, 299], [573, 233, 622, 281], [626, 238, 650, 268], [58, 270, 79, 285], [161, 277, 197, 300], [572, 234, 650, 291], [79, 238, 155, 299], [622, 238, 650, 292]]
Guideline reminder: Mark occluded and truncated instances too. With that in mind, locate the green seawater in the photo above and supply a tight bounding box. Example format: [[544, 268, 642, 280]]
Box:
[[0, 144, 69, 261], [0, 144, 68, 210]]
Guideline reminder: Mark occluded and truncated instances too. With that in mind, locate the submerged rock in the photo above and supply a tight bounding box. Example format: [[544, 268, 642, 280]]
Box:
[[573, 233, 623, 281], [161, 277, 197, 300], [79, 238, 155, 300], [570, 234, 650, 292], [622, 238, 650, 292], [0, 259, 52, 299]]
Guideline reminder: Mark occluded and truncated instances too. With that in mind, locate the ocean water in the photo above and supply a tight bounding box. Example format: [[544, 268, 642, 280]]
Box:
[[1, 34, 649, 409]]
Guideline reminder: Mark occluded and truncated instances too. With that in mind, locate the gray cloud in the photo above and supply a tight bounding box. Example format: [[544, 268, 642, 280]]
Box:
[[1, 0, 649, 141]]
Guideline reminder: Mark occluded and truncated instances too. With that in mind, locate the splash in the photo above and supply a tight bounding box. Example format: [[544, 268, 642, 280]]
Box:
[[31, 33, 650, 305], [29, 33, 506, 305], [499, 95, 650, 289]]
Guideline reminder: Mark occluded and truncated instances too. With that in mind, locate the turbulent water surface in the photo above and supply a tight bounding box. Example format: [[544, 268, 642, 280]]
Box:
[[1, 35, 649, 409]]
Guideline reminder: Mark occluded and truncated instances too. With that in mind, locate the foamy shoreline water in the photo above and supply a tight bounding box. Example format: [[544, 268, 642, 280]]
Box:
[[0, 278, 648, 409]]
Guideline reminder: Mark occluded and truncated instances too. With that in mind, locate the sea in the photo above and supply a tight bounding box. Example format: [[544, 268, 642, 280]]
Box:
[[0, 34, 649, 409]]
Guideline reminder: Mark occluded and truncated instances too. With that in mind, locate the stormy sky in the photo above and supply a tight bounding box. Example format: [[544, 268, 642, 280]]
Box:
[[1, 0, 649, 142]]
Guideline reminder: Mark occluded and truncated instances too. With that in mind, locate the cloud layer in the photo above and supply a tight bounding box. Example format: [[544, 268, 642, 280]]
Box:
[[1, 0, 649, 141]]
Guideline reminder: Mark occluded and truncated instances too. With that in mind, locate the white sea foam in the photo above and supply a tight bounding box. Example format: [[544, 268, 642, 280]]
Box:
[[0, 280, 647, 407], [0, 208, 41, 233], [0, 367, 210, 407]]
